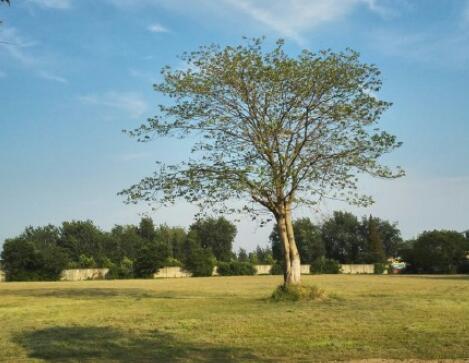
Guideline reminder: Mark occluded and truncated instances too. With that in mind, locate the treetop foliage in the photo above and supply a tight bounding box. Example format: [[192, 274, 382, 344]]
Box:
[[121, 37, 404, 220]]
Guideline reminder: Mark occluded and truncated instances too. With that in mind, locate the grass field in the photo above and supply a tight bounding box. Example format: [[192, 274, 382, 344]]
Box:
[[1, 275, 469, 362]]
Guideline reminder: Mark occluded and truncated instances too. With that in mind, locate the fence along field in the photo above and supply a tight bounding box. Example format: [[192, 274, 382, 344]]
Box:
[[0, 264, 376, 282]]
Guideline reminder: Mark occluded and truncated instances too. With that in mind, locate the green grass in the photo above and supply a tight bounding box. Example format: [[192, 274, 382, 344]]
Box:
[[1, 275, 469, 362]]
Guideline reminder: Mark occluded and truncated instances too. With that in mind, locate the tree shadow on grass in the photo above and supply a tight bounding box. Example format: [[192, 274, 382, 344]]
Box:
[[16, 326, 264, 362], [0, 288, 213, 300]]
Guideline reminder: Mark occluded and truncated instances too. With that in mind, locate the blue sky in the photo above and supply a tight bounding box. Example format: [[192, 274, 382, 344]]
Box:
[[1, 0, 468, 251]]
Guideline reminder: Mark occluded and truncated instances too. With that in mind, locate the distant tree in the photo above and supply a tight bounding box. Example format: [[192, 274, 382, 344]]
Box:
[[1, 239, 43, 281], [249, 245, 274, 264], [59, 220, 106, 264], [400, 230, 469, 274], [183, 230, 216, 276], [376, 219, 403, 257], [133, 241, 170, 278], [109, 225, 143, 261], [292, 218, 324, 264], [322, 211, 366, 263], [366, 215, 386, 263], [359, 215, 402, 258], [270, 219, 324, 265], [120, 38, 403, 286], [1, 225, 68, 281], [237, 248, 249, 262], [155, 224, 187, 261], [188, 217, 236, 262], [138, 217, 156, 241]]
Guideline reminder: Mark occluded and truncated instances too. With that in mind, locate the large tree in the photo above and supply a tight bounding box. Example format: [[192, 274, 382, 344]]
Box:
[[121, 38, 403, 286]]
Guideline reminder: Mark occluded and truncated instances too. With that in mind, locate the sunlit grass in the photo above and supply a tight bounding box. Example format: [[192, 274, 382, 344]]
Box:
[[1, 275, 469, 361]]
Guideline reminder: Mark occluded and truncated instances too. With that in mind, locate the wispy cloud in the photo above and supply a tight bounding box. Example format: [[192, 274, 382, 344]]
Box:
[[222, 0, 392, 44], [26, 0, 72, 10], [0, 26, 69, 82], [38, 70, 68, 83], [79, 91, 148, 118], [147, 23, 169, 33], [107, 0, 397, 45], [0, 27, 39, 67]]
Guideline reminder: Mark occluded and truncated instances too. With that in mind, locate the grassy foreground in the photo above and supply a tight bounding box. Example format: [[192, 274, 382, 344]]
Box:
[[1, 275, 469, 362]]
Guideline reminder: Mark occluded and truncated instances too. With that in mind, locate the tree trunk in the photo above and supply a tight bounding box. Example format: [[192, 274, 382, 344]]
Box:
[[276, 203, 301, 286]]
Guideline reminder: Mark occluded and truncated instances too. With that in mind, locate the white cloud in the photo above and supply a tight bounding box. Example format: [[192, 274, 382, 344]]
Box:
[[0, 26, 70, 82], [222, 0, 393, 44], [38, 70, 68, 83], [27, 0, 72, 9], [0, 27, 39, 67], [107, 0, 396, 44], [79, 91, 149, 118], [147, 23, 169, 33]]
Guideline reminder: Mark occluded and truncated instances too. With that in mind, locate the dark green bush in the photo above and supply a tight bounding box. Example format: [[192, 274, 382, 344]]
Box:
[[271, 284, 325, 302], [400, 230, 469, 274], [163, 257, 182, 267], [310, 257, 341, 274], [106, 257, 134, 280], [184, 245, 215, 277], [270, 261, 284, 275], [1, 238, 68, 281], [78, 255, 96, 268], [134, 242, 169, 278], [374, 262, 386, 274], [216, 261, 256, 276]]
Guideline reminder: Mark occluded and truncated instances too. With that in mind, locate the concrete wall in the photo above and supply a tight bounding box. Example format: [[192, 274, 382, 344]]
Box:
[[1, 263, 376, 282], [255, 265, 272, 275], [154, 266, 192, 279], [60, 268, 109, 281], [340, 264, 374, 274]]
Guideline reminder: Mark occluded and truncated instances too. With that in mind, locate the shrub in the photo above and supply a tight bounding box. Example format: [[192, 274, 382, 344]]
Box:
[[1, 238, 68, 281], [78, 255, 96, 268], [310, 257, 341, 274], [163, 257, 183, 267], [184, 245, 216, 277], [457, 260, 469, 274], [270, 261, 284, 275], [374, 262, 387, 274], [217, 261, 256, 276], [400, 230, 469, 274], [106, 257, 134, 280], [134, 242, 169, 278], [271, 284, 326, 302]]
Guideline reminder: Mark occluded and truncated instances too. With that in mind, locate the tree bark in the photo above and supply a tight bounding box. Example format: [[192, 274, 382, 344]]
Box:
[[276, 203, 301, 286]]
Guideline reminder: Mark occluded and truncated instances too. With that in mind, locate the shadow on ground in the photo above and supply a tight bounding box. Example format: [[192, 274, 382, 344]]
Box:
[[16, 326, 264, 362], [0, 288, 214, 300]]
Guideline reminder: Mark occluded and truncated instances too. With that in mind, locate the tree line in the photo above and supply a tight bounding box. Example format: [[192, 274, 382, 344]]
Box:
[[1, 212, 468, 281]]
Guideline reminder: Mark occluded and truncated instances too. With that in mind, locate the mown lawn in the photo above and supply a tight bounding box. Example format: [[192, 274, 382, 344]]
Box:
[[0, 275, 468, 362]]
